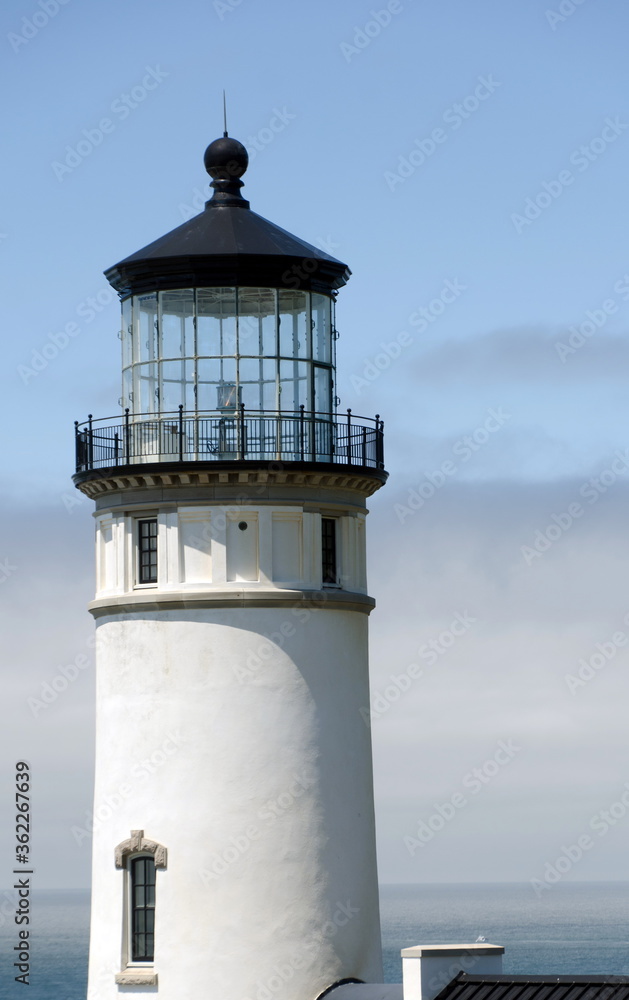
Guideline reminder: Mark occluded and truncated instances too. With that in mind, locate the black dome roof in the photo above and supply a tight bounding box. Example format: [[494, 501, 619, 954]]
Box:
[[105, 135, 350, 296]]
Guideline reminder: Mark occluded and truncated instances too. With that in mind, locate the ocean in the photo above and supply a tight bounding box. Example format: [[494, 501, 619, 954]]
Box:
[[1, 883, 627, 998]]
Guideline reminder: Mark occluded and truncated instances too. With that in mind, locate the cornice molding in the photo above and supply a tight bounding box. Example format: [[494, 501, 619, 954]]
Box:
[[90, 588, 375, 619], [74, 462, 386, 500]]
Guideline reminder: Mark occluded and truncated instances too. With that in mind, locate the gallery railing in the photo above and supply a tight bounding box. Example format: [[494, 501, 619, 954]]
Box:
[[75, 406, 385, 473]]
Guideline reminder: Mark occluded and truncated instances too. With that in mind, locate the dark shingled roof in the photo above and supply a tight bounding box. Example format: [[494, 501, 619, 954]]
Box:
[[104, 190, 350, 296], [435, 973, 629, 1000], [104, 133, 351, 296]]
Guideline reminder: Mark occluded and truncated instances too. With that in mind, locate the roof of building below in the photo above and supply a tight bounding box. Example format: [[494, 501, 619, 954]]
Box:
[[435, 972, 629, 1000]]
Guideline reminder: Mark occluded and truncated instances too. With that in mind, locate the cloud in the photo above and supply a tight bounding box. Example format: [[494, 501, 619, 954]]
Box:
[[407, 326, 629, 385], [367, 479, 629, 881], [0, 499, 95, 889]]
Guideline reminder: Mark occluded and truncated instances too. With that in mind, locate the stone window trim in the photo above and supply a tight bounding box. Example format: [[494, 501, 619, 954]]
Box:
[[114, 971, 158, 986], [114, 829, 167, 869]]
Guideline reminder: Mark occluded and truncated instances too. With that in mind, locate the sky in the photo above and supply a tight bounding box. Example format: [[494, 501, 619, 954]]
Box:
[[2, 0, 629, 896]]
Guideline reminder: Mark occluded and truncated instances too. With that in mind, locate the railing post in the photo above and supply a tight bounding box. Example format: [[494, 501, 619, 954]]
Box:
[[275, 409, 282, 461], [375, 414, 384, 469], [362, 426, 367, 467], [74, 421, 80, 472], [239, 402, 246, 459], [114, 431, 119, 466], [178, 404, 184, 461], [299, 405, 305, 461], [125, 408, 130, 464], [311, 408, 316, 462], [88, 414, 93, 470], [346, 408, 352, 465]]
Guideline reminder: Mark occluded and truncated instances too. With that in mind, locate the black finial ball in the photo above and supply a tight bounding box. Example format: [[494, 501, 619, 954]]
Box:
[[204, 136, 248, 180]]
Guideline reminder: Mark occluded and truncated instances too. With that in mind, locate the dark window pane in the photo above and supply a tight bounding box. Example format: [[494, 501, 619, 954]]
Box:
[[138, 519, 158, 584], [131, 856, 156, 961], [322, 518, 337, 585]]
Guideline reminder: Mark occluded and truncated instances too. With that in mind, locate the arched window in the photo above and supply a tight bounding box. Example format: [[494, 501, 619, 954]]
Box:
[[130, 855, 156, 962], [114, 830, 166, 984]]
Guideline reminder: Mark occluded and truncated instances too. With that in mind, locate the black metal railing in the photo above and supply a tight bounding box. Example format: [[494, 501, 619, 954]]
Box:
[[75, 406, 385, 473]]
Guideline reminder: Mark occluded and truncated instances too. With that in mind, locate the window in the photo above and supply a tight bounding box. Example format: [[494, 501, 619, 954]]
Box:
[[138, 519, 157, 584], [130, 856, 156, 962], [114, 830, 165, 985], [321, 517, 338, 586]]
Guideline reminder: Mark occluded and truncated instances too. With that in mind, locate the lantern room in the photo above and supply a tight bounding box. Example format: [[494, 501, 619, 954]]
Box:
[[76, 135, 383, 473], [118, 285, 335, 416]]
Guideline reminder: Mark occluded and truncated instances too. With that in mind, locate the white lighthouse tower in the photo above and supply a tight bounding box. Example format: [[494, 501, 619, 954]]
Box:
[[75, 133, 387, 1000]]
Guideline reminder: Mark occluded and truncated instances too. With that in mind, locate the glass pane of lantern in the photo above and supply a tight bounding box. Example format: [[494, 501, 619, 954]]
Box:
[[314, 365, 332, 414], [217, 358, 237, 399], [122, 368, 132, 410], [161, 360, 187, 413], [196, 358, 221, 411], [216, 357, 238, 411], [136, 294, 158, 363], [136, 363, 158, 414], [161, 289, 194, 360], [278, 291, 308, 359], [238, 357, 265, 410], [312, 293, 332, 363], [262, 291, 277, 357], [238, 287, 276, 357], [279, 360, 308, 412], [121, 297, 132, 368], [261, 360, 278, 410], [197, 288, 237, 357]]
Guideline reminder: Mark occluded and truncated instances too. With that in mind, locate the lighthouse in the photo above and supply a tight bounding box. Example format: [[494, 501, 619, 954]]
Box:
[[74, 133, 387, 1000]]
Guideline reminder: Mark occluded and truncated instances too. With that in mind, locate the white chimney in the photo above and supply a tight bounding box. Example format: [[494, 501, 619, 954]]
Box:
[[401, 943, 504, 1000]]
